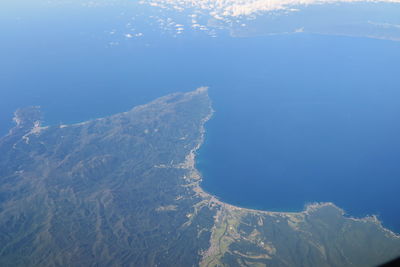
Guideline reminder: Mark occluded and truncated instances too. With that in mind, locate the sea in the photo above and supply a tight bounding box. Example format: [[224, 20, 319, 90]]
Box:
[[1, 2, 400, 233]]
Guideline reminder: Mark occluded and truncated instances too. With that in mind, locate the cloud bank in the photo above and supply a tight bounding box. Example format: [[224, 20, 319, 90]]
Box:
[[142, 0, 400, 17]]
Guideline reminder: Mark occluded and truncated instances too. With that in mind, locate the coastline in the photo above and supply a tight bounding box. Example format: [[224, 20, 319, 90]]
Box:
[[186, 87, 400, 240], [2, 87, 399, 266], [4, 88, 399, 239]]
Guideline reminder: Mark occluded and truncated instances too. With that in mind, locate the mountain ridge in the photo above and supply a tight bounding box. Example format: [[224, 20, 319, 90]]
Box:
[[0, 87, 399, 267]]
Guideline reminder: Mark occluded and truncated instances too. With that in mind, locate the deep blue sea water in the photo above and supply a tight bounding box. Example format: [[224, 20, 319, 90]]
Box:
[[1, 4, 400, 232]]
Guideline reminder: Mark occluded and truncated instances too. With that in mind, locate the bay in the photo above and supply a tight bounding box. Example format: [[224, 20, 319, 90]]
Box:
[[1, 5, 400, 232]]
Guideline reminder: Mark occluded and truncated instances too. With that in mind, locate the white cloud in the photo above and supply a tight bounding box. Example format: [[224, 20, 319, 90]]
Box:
[[143, 0, 400, 17]]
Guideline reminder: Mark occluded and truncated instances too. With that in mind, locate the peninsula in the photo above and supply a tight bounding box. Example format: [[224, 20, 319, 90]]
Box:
[[0, 88, 399, 266]]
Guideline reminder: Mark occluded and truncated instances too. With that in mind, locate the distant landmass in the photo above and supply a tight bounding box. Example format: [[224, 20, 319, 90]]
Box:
[[0, 88, 399, 266]]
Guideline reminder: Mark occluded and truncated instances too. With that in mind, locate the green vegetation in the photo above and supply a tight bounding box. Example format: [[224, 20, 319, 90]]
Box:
[[0, 88, 399, 266]]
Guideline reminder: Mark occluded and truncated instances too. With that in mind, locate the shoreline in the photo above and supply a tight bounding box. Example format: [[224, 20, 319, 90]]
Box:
[[187, 88, 400, 239], [3, 88, 399, 239]]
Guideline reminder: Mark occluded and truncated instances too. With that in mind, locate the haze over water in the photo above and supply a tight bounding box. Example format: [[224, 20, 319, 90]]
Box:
[[1, 3, 400, 232]]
